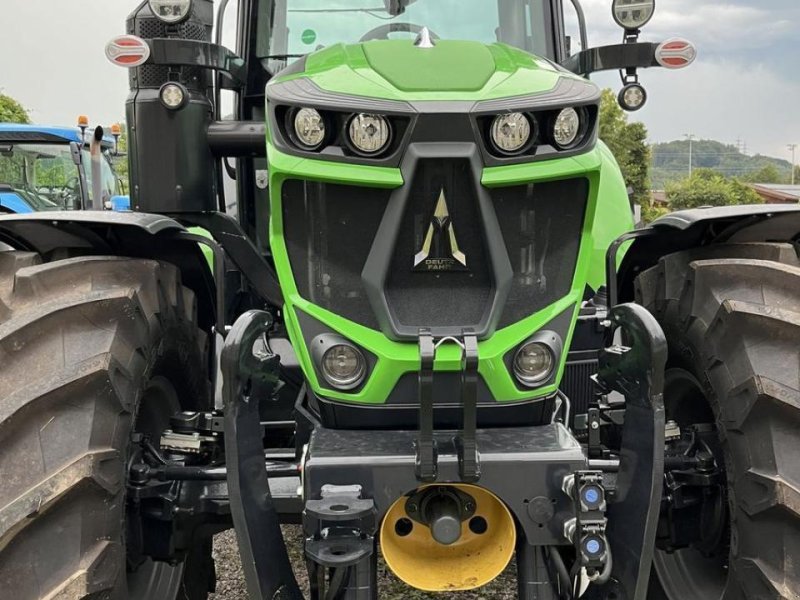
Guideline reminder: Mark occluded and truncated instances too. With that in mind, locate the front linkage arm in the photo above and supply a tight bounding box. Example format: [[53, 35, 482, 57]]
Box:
[[588, 304, 667, 600], [222, 310, 304, 600]]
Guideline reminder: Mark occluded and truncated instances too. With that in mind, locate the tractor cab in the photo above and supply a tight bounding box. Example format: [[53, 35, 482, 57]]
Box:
[[0, 120, 127, 213]]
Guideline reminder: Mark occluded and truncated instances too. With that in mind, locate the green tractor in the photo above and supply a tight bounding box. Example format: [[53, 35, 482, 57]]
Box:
[[0, 1, 797, 599]]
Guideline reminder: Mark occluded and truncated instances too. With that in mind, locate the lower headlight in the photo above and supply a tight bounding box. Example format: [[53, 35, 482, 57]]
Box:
[[490, 112, 532, 154], [149, 0, 192, 23], [293, 108, 327, 150], [552, 108, 583, 149], [322, 344, 367, 390], [513, 342, 555, 387], [348, 113, 391, 155]]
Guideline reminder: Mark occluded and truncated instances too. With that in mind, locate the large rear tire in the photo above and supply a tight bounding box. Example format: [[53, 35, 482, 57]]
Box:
[[0, 253, 213, 599], [636, 243, 800, 599]]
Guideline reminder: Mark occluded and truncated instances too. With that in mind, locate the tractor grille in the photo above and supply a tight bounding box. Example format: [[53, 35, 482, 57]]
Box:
[[282, 180, 390, 330], [281, 169, 588, 335], [492, 179, 588, 328], [385, 158, 493, 329]]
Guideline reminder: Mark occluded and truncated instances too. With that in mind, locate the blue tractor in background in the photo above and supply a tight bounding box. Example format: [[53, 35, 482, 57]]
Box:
[[0, 120, 129, 213]]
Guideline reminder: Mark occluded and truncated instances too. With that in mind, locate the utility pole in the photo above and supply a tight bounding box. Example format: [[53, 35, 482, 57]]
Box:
[[684, 133, 695, 176], [789, 144, 797, 186]]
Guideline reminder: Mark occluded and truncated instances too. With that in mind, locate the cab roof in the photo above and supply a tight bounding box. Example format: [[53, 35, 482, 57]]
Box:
[[0, 123, 116, 147]]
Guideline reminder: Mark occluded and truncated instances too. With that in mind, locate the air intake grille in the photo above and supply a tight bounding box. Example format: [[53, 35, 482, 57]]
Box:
[[282, 180, 390, 330], [492, 179, 588, 328], [129, 14, 210, 90]]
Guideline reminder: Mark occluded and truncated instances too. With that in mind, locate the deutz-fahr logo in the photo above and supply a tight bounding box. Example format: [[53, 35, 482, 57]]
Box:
[[413, 189, 467, 272]]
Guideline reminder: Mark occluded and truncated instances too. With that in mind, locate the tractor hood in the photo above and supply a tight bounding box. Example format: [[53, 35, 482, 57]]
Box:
[[271, 39, 585, 101]]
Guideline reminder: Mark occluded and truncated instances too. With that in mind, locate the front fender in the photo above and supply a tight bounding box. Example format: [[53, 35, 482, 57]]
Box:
[[0, 211, 217, 332], [617, 205, 800, 303]]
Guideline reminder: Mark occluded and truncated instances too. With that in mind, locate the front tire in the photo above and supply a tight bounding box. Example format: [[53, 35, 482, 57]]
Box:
[[0, 253, 213, 599], [636, 243, 800, 599]]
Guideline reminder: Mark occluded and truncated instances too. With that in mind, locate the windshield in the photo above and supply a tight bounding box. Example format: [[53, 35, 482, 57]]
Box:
[[0, 143, 79, 211], [265, 0, 552, 71]]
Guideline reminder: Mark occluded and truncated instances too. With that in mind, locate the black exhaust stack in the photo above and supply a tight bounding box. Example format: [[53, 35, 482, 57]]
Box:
[[125, 0, 217, 213]]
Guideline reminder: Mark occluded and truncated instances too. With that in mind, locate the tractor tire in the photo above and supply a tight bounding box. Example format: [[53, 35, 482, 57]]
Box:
[[635, 243, 800, 599], [0, 253, 214, 600]]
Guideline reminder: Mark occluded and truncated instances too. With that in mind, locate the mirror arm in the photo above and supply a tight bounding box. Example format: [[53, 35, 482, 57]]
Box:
[[568, 0, 588, 54], [561, 42, 659, 77]]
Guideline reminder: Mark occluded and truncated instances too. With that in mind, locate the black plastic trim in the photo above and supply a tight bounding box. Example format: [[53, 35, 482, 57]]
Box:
[[361, 143, 513, 341], [266, 76, 601, 168]]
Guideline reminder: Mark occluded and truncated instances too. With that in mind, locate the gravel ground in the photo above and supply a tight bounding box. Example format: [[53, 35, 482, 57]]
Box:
[[209, 527, 518, 599]]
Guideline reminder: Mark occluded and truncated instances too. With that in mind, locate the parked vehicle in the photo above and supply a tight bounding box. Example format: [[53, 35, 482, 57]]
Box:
[[0, 1, 796, 600], [0, 120, 128, 213]]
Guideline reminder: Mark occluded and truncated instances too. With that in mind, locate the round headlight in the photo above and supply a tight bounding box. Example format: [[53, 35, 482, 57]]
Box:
[[513, 342, 555, 387], [322, 344, 367, 390], [490, 112, 532, 154], [293, 108, 327, 150], [148, 0, 192, 23], [348, 114, 391, 155], [612, 0, 656, 30], [618, 83, 647, 112], [552, 108, 583, 149], [160, 82, 187, 110]]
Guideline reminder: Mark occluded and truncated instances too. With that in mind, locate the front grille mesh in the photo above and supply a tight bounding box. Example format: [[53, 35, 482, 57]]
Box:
[[492, 179, 588, 327], [281, 172, 588, 335], [282, 180, 390, 330]]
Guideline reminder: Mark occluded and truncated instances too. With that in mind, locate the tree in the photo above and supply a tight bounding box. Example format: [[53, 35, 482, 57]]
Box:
[[739, 164, 784, 184], [110, 124, 129, 189], [598, 89, 651, 209], [666, 168, 761, 210], [0, 94, 30, 124]]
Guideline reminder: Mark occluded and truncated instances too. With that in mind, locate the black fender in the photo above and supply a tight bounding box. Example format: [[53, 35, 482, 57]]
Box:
[[0, 211, 219, 334], [616, 205, 800, 304]]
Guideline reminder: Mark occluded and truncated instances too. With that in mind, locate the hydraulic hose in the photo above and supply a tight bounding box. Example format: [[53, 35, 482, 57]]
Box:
[[546, 547, 574, 600]]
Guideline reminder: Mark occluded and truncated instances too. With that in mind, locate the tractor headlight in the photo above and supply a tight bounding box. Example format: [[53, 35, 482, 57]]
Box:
[[552, 108, 583, 150], [322, 344, 367, 390], [612, 0, 656, 30], [148, 0, 192, 23], [160, 82, 187, 110], [513, 342, 555, 387], [348, 113, 391, 155], [293, 108, 327, 150], [490, 112, 532, 154], [618, 83, 647, 111]]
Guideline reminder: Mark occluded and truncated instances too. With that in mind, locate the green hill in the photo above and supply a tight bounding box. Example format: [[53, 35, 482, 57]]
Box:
[[651, 139, 793, 189]]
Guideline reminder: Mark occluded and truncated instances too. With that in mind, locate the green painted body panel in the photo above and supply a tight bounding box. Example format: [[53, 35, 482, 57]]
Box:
[[265, 39, 634, 407], [267, 143, 632, 405], [274, 42, 576, 102], [361, 40, 496, 92]]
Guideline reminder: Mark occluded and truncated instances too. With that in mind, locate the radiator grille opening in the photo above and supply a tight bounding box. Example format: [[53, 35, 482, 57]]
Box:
[[492, 179, 588, 328], [282, 180, 390, 330]]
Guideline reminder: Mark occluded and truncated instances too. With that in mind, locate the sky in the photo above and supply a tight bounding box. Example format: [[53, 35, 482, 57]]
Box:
[[0, 0, 797, 161]]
